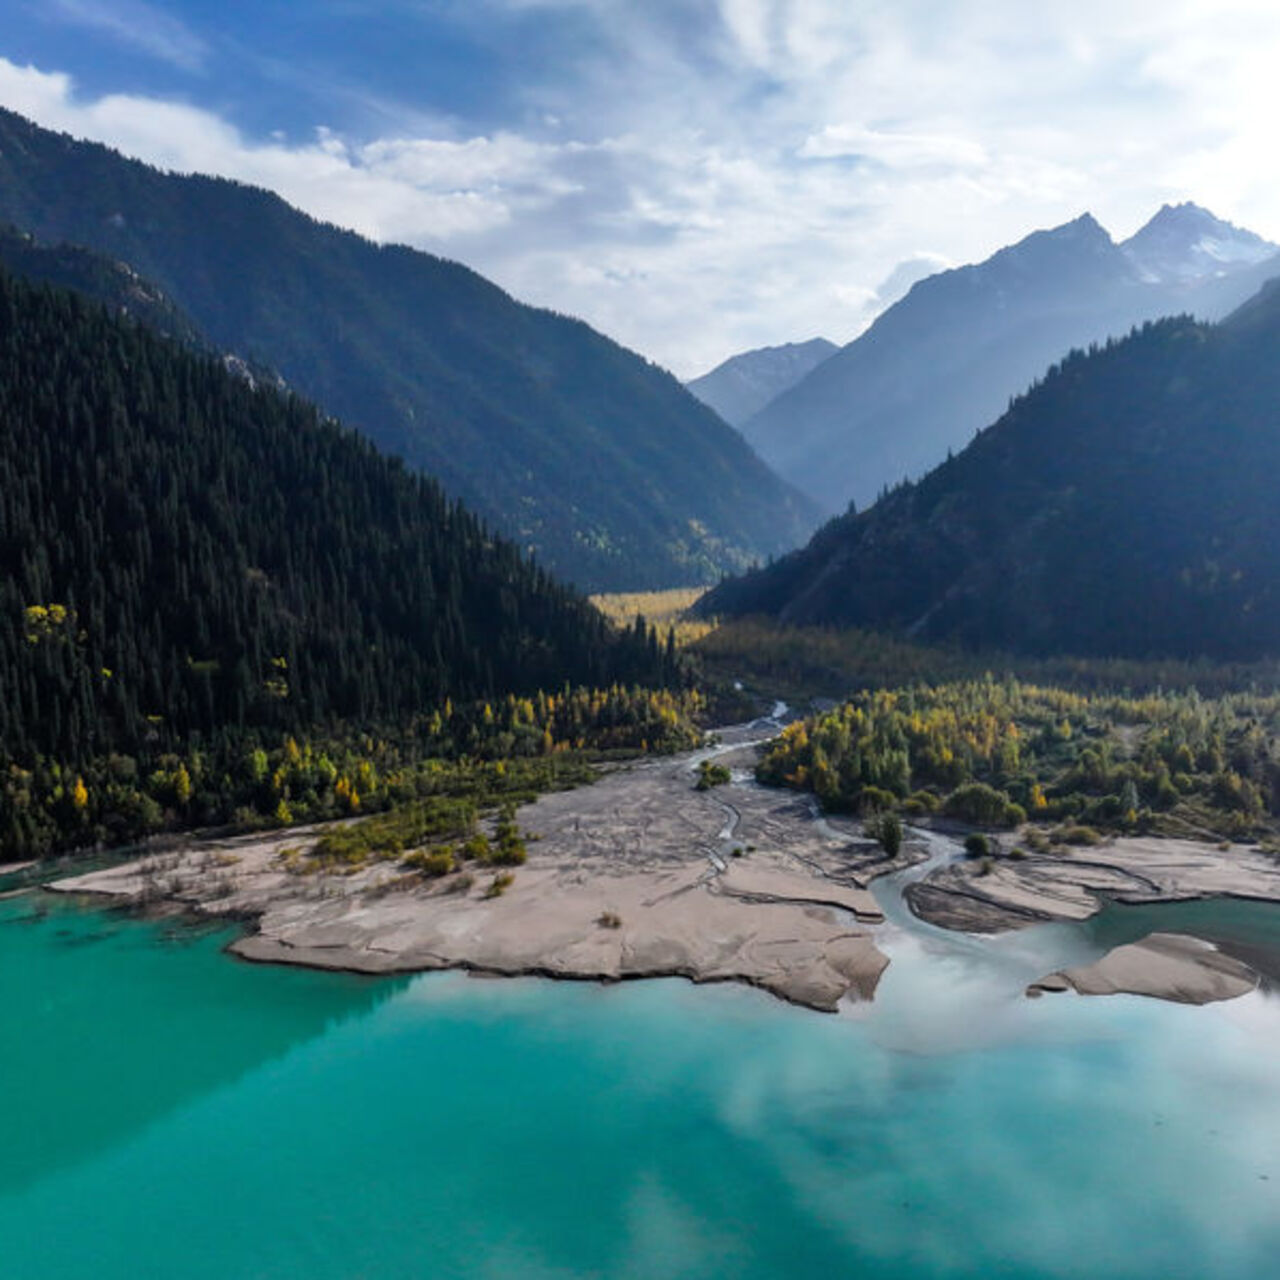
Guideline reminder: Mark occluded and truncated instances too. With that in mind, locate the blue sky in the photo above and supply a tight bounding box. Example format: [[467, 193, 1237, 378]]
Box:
[[2, 1, 1279, 375]]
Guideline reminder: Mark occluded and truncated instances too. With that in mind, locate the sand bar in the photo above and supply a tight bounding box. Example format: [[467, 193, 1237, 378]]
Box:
[[905, 835, 1280, 933], [1027, 932, 1260, 1005], [51, 731, 907, 1013]]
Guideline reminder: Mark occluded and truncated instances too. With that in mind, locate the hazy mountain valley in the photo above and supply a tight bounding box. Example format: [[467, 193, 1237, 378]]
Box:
[[733, 204, 1279, 513], [4, 14, 1280, 1273]]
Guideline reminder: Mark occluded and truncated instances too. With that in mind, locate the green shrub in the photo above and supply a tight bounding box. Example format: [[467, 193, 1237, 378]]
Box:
[[964, 832, 991, 859], [868, 812, 904, 857], [859, 785, 897, 814], [462, 832, 492, 861], [402, 847, 455, 876], [491, 804, 528, 865], [695, 761, 731, 791], [944, 782, 1015, 826], [1056, 824, 1102, 846], [488, 843, 527, 866]]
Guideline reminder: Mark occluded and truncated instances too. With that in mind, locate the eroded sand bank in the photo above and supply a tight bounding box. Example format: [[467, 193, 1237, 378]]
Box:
[[905, 835, 1280, 932], [903, 833, 1280, 1003], [1027, 932, 1259, 1005], [47, 714, 1280, 1012], [52, 727, 911, 1012]]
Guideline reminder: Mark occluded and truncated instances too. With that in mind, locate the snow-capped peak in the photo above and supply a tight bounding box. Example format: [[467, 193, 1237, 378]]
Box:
[[1121, 202, 1277, 284]]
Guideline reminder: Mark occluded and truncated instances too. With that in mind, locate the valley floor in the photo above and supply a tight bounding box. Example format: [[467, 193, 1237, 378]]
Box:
[[50, 713, 900, 1013], [47, 714, 1280, 1013]]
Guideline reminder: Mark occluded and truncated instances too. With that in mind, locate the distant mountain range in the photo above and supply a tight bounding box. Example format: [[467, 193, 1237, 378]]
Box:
[[686, 338, 836, 426], [738, 203, 1279, 514], [704, 278, 1280, 661], [0, 108, 817, 591], [1122, 201, 1276, 283]]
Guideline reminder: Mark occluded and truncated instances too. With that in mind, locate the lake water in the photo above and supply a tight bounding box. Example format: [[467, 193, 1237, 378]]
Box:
[[2, 888, 1279, 1280]]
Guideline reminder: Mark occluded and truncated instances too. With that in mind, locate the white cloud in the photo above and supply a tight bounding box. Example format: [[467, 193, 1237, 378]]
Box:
[[0, 59, 525, 239], [799, 125, 988, 170], [5, 1, 1280, 377]]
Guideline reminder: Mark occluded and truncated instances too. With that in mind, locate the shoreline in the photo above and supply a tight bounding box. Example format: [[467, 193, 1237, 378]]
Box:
[[38, 722, 1280, 1013], [1027, 932, 1261, 1005], [900, 832, 1280, 1004], [48, 727, 907, 1014], [902, 833, 1280, 932]]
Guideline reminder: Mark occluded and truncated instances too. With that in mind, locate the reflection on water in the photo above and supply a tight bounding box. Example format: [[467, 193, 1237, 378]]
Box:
[[1, 865, 1279, 1279], [0, 893, 401, 1196]]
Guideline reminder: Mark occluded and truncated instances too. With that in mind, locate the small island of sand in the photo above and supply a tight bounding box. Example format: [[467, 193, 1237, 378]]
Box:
[[1027, 932, 1259, 1004], [903, 833, 1280, 1004]]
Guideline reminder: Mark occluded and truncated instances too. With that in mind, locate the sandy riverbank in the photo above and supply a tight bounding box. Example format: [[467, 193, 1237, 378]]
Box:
[[51, 729, 915, 1013], [905, 835, 1280, 932], [902, 833, 1280, 1004], [45, 714, 1280, 1012]]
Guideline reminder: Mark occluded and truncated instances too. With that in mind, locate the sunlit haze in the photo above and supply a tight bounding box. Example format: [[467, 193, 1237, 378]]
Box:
[[2, 0, 1279, 374]]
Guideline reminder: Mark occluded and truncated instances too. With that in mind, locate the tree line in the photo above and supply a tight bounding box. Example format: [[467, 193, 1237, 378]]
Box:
[[0, 267, 691, 859]]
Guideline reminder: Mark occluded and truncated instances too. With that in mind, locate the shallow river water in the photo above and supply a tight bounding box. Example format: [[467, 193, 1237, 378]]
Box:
[[2, 863, 1279, 1278]]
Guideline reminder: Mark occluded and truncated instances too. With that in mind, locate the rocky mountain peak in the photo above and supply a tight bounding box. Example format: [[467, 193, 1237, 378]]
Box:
[[1122, 202, 1277, 283]]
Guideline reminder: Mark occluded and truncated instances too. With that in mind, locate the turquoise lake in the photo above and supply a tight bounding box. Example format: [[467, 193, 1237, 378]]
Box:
[[2, 890, 1279, 1280]]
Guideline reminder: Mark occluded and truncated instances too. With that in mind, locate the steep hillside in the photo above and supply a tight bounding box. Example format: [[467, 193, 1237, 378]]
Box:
[[704, 287, 1280, 661], [686, 338, 836, 426], [0, 222, 206, 347], [743, 210, 1279, 513], [0, 264, 676, 774], [0, 108, 816, 590]]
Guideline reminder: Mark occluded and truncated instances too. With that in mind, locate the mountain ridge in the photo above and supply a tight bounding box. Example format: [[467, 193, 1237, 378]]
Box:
[[703, 280, 1280, 661], [741, 206, 1280, 513], [1121, 201, 1277, 283], [686, 337, 837, 426], [0, 107, 817, 591]]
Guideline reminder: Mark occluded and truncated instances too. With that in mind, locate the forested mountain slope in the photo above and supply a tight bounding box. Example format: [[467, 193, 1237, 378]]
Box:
[[0, 222, 290, 391], [0, 222, 206, 347], [705, 288, 1280, 661], [0, 107, 816, 590], [0, 265, 675, 775]]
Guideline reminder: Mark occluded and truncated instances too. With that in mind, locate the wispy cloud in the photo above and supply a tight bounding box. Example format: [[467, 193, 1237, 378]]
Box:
[[45, 0, 209, 73], [4, 1, 1280, 377]]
